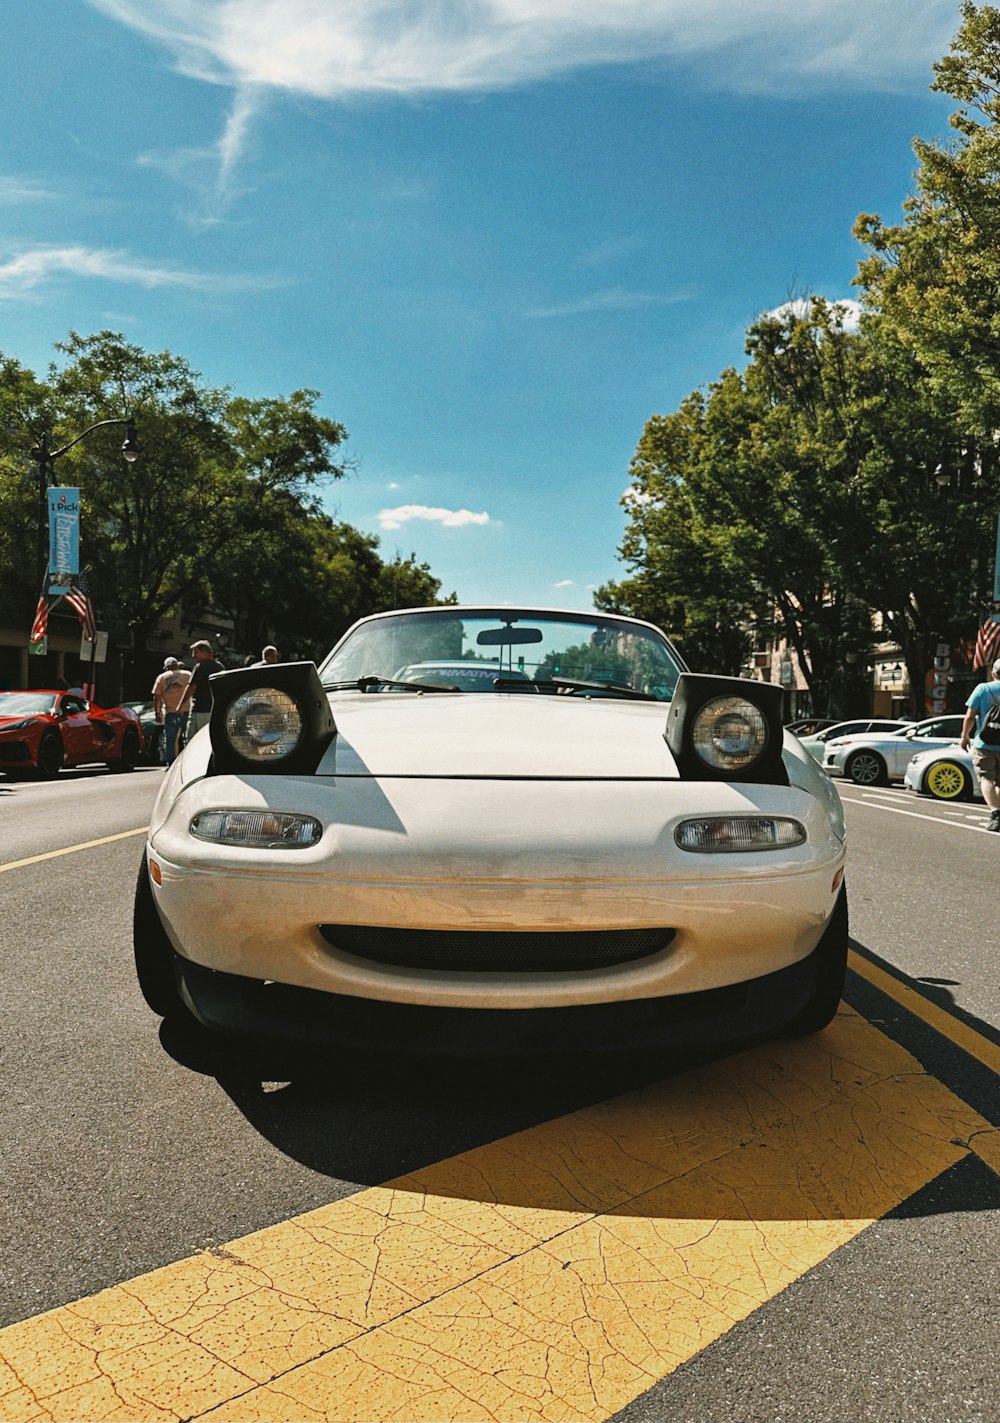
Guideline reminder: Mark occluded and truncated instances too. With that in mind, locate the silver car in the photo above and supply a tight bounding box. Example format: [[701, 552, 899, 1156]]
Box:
[[824, 715, 966, 786], [798, 718, 908, 764]]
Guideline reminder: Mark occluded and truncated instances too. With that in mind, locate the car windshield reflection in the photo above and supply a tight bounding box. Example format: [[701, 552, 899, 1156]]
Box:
[[0, 692, 57, 715], [320, 609, 683, 701]]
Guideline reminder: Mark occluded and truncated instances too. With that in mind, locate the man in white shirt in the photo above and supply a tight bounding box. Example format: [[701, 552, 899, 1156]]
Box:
[[151, 657, 191, 766]]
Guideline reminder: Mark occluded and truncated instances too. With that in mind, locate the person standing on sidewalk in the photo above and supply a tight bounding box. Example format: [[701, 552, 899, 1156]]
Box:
[[151, 656, 191, 766], [960, 655, 1000, 830], [178, 640, 224, 741]]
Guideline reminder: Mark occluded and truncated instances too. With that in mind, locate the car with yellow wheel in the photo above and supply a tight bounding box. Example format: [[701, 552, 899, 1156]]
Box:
[[903, 744, 978, 801]]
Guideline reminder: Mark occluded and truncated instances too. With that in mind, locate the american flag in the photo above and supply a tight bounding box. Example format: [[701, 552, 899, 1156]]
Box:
[[29, 583, 48, 644], [973, 609, 1000, 671], [65, 571, 96, 643]]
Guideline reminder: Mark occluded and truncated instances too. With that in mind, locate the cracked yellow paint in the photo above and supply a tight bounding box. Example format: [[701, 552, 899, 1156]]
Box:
[[2, 1008, 996, 1423]]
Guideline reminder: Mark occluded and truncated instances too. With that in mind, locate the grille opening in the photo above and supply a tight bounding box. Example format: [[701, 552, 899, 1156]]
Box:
[[317, 924, 675, 972]]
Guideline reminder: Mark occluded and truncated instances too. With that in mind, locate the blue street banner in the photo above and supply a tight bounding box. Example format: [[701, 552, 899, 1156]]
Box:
[[47, 486, 80, 593]]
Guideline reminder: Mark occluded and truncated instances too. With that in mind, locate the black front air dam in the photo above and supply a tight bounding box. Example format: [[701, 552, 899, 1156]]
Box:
[[175, 949, 822, 1056]]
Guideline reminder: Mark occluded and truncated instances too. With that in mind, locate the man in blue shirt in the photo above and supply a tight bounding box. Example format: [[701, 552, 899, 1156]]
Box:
[[961, 656, 1000, 830]]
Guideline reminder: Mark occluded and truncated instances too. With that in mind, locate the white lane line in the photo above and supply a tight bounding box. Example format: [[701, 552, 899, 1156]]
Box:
[[838, 796, 994, 834]]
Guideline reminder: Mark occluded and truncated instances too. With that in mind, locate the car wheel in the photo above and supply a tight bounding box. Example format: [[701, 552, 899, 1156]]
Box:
[[781, 886, 849, 1036], [846, 750, 887, 786], [36, 731, 64, 779], [111, 727, 141, 772], [923, 760, 971, 801], [133, 856, 185, 1017]]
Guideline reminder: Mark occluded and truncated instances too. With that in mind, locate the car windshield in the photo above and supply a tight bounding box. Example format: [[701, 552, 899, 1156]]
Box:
[[0, 692, 56, 715], [320, 609, 683, 700]]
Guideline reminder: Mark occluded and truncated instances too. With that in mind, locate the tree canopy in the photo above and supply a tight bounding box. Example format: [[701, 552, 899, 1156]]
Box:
[[605, 4, 1000, 713], [0, 331, 452, 666]]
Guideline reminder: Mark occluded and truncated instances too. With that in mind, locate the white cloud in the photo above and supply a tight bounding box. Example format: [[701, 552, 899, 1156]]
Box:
[[0, 176, 57, 204], [622, 486, 655, 505], [0, 245, 278, 299], [88, 1, 954, 100], [527, 287, 691, 319], [762, 296, 863, 331], [553, 579, 576, 588], [88, 1, 954, 203], [378, 503, 491, 531]]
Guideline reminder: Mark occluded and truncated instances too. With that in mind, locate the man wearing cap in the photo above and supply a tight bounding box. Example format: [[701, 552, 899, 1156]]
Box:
[[151, 657, 191, 767], [961, 654, 1000, 830]]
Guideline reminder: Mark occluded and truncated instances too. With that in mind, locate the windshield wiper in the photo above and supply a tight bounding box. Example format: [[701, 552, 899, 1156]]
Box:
[[539, 676, 657, 701], [322, 674, 461, 694]]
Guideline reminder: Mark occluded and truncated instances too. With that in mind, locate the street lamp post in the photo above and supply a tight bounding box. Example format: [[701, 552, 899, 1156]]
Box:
[[32, 416, 139, 592]]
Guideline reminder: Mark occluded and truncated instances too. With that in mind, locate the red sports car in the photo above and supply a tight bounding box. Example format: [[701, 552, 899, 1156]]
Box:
[[0, 689, 142, 778]]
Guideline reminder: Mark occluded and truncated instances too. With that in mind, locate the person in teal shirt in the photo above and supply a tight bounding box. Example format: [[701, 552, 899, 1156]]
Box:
[[961, 656, 1000, 830]]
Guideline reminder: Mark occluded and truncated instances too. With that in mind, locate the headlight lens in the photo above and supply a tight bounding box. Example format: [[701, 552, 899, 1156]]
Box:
[[675, 817, 806, 852], [691, 695, 768, 771], [225, 688, 303, 761], [190, 810, 322, 848]]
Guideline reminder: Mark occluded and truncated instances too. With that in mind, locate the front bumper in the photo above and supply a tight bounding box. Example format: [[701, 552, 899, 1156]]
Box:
[[174, 947, 825, 1054], [148, 771, 845, 1012]]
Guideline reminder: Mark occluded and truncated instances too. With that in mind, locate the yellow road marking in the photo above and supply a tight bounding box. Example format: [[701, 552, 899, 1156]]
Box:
[[849, 948, 1000, 1079], [2, 1009, 996, 1423], [0, 828, 148, 874]]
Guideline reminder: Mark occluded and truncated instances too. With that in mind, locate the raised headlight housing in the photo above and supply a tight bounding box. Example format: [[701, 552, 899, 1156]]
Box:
[[665, 673, 787, 784], [207, 661, 336, 776]]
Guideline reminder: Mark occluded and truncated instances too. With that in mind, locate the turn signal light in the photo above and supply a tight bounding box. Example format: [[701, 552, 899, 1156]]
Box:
[[675, 816, 806, 853]]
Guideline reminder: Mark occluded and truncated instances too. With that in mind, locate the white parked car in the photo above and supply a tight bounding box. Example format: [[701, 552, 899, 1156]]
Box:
[[904, 743, 980, 801], [133, 606, 848, 1053], [798, 718, 908, 763], [823, 714, 966, 786]]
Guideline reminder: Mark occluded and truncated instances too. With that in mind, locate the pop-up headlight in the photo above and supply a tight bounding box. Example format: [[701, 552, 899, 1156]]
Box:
[[666, 673, 787, 784], [208, 661, 336, 775]]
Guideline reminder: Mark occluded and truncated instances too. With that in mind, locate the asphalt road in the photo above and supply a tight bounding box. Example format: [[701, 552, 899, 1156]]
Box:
[[2, 767, 999, 1422]]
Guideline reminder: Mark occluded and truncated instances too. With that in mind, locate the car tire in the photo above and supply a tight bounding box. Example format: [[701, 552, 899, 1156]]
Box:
[[36, 731, 64, 779], [922, 760, 971, 801], [111, 727, 141, 772], [133, 856, 185, 1018], [781, 886, 849, 1036], [846, 750, 887, 786]]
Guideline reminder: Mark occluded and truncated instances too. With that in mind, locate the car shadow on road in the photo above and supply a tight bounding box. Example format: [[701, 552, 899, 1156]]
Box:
[[844, 937, 1000, 1134], [160, 1013, 728, 1184], [160, 985, 997, 1224]]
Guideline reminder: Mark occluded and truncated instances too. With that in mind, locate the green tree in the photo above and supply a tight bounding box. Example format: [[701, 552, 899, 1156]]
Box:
[[1, 332, 351, 662], [609, 301, 989, 714], [855, 2, 1000, 432]]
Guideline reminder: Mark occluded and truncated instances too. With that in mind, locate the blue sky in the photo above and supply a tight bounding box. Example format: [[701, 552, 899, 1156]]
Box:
[[1, 0, 958, 609]]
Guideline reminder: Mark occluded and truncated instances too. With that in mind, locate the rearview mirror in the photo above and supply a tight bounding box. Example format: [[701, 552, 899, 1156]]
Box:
[[476, 626, 544, 646]]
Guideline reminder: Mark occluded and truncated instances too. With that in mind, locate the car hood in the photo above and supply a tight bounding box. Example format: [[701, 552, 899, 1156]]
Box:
[[318, 693, 680, 778]]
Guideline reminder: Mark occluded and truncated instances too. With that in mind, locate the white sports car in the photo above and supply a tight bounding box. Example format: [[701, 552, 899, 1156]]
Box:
[[904, 743, 980, 801], [133, 606, 848, 1053]]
